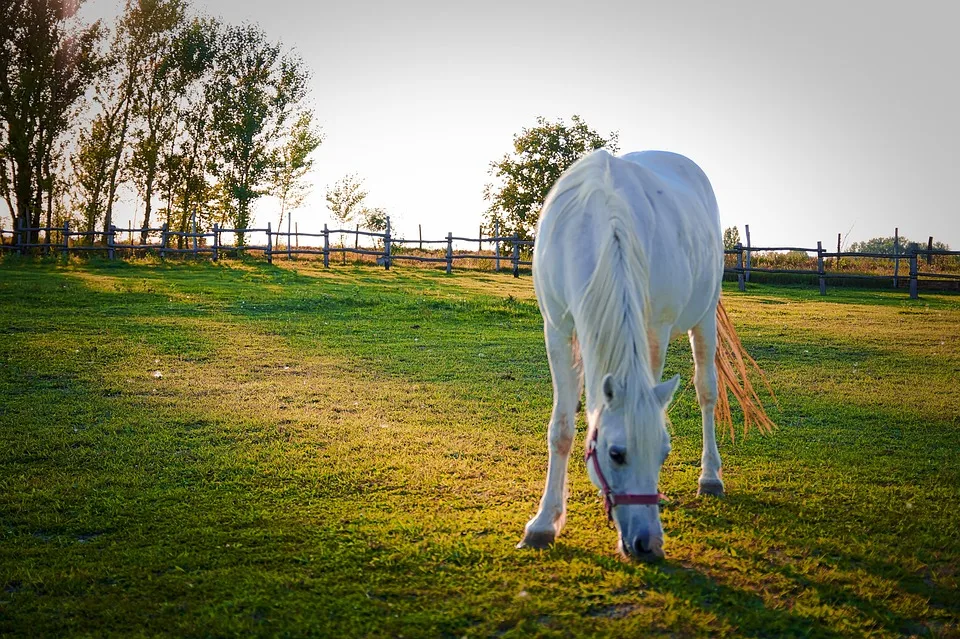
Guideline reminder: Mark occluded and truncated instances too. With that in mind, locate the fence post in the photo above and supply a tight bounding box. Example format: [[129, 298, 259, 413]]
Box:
[[62, 221, 69, 259], [418, 224, 422, 250], [817, 241, 826, 295], [355, 223, 359, 250], [160, 223, 169, 259], [893, 227, 900, 289], [108, 225, 116, 260], [191, 212, 198, 255], [288, 215, 293, 259], [479, 225, 483, 252], [323, 224, 329, 268], [446, 232, 453, 274], [494, 221, 500, 271], [735, 243, 745, 291], [512, 236, 519, 278], [384, 216, 392, 270], [909, 251, 918, 299], [212, 223, 219, 261], [927, 236, 933, 266], [744, 224, 752, 283], [266, 222, 273, 264], [17, 216, 24, 256], [836, 232, 842, 269]]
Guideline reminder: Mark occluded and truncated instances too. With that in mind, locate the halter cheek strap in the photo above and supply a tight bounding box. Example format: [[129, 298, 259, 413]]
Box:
[[585, 426, 665, 522]]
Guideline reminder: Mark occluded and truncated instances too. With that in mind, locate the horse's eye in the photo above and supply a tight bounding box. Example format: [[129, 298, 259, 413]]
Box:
[[609, 446, 626, 465]]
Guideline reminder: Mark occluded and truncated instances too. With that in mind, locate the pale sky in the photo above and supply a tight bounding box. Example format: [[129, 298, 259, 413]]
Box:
[[79, 0, 960, 249]]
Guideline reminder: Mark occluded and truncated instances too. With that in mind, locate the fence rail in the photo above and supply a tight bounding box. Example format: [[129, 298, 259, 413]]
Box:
[[3, 216, 958, 297]]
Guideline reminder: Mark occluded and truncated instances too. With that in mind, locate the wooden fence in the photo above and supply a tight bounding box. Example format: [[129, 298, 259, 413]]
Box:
[[0, 217, 534, 277], [3, 216, 958, 298]]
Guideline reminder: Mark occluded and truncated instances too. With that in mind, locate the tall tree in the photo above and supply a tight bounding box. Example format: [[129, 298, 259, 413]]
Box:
[[91, 0, 184, 242], [723, 226, 741, 250], [208, 24, 309, 245], [483, 115, 618, 244], [270, 109, 322, 230], [0, 0, 102, 242], [127, 0, 187, 243]]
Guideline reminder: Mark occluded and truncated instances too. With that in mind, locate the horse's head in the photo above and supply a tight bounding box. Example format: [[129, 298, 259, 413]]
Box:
[[587, 373, 679, 561]]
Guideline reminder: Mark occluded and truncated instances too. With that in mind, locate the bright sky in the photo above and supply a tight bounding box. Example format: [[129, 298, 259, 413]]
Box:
[[80, 0, 960, 249]]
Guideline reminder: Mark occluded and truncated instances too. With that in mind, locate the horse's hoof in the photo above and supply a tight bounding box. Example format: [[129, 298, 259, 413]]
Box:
[[697, 479, 725, 497], [517, 529, 555, 549]]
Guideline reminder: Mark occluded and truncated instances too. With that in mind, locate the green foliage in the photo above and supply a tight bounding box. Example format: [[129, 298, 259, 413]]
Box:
[[271, 110, 323, 228], [483, 115, 618, 243], [0, 262, 958, 637], [723, 226, 741, 250], [207, 23, 309, 245], [0, 0, 103, 236], [849, 235, 951, 254], [325, 173, 368, 226]]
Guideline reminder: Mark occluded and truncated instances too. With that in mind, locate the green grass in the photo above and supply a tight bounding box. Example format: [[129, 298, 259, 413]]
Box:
[[1, 257, 958, 638]]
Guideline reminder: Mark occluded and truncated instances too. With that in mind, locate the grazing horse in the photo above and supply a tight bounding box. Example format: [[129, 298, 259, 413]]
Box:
[[519, 149, 774, 560]]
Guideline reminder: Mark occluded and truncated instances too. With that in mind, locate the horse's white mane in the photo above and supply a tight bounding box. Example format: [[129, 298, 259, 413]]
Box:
[[545, 151, 657, 414]]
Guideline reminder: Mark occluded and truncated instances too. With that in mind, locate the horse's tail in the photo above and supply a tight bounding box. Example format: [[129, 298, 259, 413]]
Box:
[[714, 299, 777, 438]]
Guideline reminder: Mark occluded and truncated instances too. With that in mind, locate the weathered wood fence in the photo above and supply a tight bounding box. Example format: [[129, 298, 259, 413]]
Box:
[[3, 216, 958, 297], [0, 217, 535, 277]]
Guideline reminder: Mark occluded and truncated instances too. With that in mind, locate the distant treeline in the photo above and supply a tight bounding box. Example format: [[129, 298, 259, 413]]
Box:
[[1, 0, 322, 247]]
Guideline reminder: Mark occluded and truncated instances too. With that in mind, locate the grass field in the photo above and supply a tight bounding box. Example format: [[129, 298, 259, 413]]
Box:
[[1, 257, 958, 638]]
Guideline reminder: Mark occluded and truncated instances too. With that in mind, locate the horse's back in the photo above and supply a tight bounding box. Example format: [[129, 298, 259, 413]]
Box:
[[534, 150, 723, 335]]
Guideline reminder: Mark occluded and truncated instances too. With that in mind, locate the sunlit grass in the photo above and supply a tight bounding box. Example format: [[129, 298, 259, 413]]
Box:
[[1, 258, 957, 637]]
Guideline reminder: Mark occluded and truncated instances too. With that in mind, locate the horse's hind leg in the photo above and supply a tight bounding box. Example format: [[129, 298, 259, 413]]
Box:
[[518, 322, 582, 549], [689, 311, 725, 496]]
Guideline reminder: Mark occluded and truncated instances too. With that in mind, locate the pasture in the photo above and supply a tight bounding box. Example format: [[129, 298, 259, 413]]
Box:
[[1, 258, 958, 637]]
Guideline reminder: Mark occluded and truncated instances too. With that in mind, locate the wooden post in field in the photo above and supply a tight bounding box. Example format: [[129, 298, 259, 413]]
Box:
[[355, 223, 359, 250], [287, 215, 292, 259], [108, 225, 116, 260], [479, 225, 483, 252], [836, 233, 842, 269], [62, 221, 69, 259], [512, 236, 519, 278], [383, 216, 392, 270], [445, 232, 453, 274], [266, 222, 273, 264], [744, 224, 752, 282], [909, 251, 918, 299], [212, 223, 219, 261], [494, 221, 500, 271], [323, 224, 329, 268], [893, 227, 900, 288], [927, 236, 933, 265], [418, 224, 422, 250], [736, 243, 744, 291], [16, 217, 24, 256], [817, 241, 826, 296], [191, 212, 198, 255], [160, 223, 169, 259]]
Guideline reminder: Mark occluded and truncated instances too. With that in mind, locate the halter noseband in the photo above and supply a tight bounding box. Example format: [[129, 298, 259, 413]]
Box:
[[585, 425, 665, 523]]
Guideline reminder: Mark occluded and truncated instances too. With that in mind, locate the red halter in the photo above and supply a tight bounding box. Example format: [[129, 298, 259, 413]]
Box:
[[585, 426, 665, 522]]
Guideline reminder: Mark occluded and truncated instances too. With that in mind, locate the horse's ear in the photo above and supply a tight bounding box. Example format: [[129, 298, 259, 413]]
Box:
[[654, 375, 681, 409], [602, 374, 618, 406]]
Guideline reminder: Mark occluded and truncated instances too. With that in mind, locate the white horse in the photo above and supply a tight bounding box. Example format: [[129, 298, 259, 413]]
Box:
[[520, 149, 773, 560]]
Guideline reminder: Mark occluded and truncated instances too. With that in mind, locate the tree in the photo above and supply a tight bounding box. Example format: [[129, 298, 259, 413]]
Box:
[[0, 0, 102, 242], [723, 226, 741, 250], [271, 109, 322, 230], [359, 206, 387, 232], [849, 235, 950, 254], [483, 115, 618, 243], [325, 174, 367, 227], [127, 0, 188, 243], [208, 23, 309, 246]]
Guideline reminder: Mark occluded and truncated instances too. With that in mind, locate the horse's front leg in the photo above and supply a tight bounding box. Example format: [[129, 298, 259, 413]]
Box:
[[518, 323, 582, 549], [690, 314, 724, 496]]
